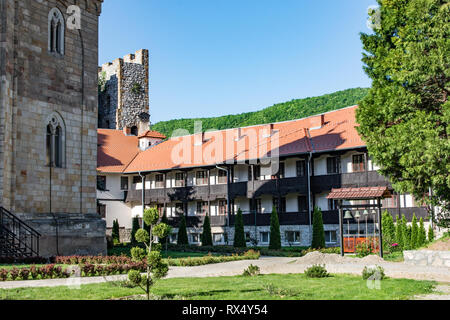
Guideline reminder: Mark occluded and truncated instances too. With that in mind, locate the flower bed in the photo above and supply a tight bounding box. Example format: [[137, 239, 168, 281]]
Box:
[[0, 250, 260, 282]]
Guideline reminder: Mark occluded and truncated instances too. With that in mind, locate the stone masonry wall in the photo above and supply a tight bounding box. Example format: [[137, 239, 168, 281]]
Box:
[[98, 49, 150, 131], [404, 250, 450, 268], [0, 0, 106, 256]]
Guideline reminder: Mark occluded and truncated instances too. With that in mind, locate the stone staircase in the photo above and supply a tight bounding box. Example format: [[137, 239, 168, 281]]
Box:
[[0, 207, 40, 258]]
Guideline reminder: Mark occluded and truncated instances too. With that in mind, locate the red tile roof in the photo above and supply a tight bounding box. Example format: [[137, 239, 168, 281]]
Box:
[[97, 106, 367, 174], [97, 129, 140, 173], [138, 130, 167, 140], [327, 187, 392, 200]]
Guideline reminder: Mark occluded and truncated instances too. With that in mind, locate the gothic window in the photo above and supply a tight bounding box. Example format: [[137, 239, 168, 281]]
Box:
[[48, 8, 65, 55], [46, 113, 66, 168]]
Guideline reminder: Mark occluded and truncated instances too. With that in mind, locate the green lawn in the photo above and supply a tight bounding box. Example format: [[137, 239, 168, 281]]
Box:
[[0, 274, 435, 300]]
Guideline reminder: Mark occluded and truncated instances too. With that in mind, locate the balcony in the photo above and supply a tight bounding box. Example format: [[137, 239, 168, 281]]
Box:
[[230, 212, 310, 226], [311, 171, 391, 193]]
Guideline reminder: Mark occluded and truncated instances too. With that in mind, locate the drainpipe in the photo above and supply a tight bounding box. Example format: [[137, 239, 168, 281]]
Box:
[[139, 172, 146, 229]]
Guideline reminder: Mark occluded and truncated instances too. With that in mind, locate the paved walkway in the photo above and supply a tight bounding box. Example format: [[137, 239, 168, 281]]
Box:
[[0, 256, 449, 290]]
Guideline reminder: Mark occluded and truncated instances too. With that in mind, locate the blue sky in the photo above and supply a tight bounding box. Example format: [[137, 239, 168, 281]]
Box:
[[99, 0, 375, 124]]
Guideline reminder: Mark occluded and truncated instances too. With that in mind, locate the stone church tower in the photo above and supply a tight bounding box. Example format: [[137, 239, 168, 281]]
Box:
[[0, 0, 106, 256], [98, 49, 150, 135]]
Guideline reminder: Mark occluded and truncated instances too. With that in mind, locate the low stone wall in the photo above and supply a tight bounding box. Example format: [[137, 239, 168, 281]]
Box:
[[404, 250, 450, 268], [17, 213, 107, 257]]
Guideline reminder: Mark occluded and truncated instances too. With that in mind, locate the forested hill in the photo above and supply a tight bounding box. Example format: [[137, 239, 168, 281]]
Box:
[[151, 87, 369, 138]]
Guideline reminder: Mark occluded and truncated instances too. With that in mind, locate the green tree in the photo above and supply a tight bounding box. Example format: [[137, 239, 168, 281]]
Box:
[[428, 225, 435, 243], [153, 88, 369, 138], [112, 219, 120, 245], [130, 216, 140, 245], [395, 215, 403, 249], [177, 215, 189, 246], [201, 216, 213, 247], [382, 211, 396, 251], [356, 0, 450, 227], [269, 206, 281, 250], [410, 214, 419, 249], [128, 207, 171, 300], [418, 218, 427, 247], [311, 207, 325, 249], [233, 209, 246, 248], [401, 215, 410, 250]]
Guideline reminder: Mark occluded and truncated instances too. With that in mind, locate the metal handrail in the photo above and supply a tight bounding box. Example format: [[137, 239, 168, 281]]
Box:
[[0, 207, 41, 257], [0, 207, 41, 237]]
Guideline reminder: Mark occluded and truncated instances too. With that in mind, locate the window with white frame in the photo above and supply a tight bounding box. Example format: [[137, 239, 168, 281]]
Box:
[[170, 233, 177, 244], [48, 8, 65, 55], [285, 231, 300, 244], [191, 233, 201, 244], [213, 233, 224, 243], [155, 174, 165, 188], [260, 232, 270, 243], [325, 231, 338, 244], [196, 171, 208, 185], [120, 177, 129, 190]]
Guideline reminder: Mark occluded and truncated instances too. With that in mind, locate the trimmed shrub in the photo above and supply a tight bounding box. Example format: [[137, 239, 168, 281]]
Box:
[[305, 265, 329, 278], [0, 269, 8, 281], [410, 214, 419, 249], [382, 211, 395, 251], [395, 216, 403, 250], [269, 206, 281, 250], [177, 215, 189, 246], [234, 209, 246, 248], [362, 266, 385, 281], [242, 264, 260, 277], [428, 225, 435, 242], [112, 219, 120, 245], [401, 215, 410, 250], [130, 216, 140, 245], [418, 218, 427, 246], [311, 207, 325, 249], [201, 216, 213, 247]]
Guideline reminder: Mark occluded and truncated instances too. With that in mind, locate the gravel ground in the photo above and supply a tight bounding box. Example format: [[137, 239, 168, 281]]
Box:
[[0, 252, 449, 291]]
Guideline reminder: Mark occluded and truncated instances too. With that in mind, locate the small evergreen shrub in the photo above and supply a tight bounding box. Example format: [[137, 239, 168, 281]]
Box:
[[362, 266, 385, 281], [428, 225, 435, 242], [130, 216, 140, 245], [177, 215, 189, 245], [112, 219, 120, 245], [234, 209, 246, 248], [269, 206, 281, 250], [311, 207, 325, 249], [305, 265, 329, 278], [201, 216, 213, 247], [242, 264, 260, 277], [410, 214, 419, 249]]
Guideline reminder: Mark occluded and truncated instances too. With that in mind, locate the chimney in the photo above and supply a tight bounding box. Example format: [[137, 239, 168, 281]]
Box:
[[309, 114, 325, 130], [234, 127, 243, 142], [263, 124, 274, 138], [123, 127, 131, 136], [194, 132, 205, 146]]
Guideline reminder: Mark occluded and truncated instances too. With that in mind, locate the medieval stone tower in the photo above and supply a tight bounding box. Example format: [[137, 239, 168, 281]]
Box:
[[0, 0, 106, 256], [98, 49, 150, 135]]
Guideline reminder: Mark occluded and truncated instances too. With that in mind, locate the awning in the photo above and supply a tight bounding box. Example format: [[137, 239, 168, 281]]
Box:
[[327, 187, 391, 200]]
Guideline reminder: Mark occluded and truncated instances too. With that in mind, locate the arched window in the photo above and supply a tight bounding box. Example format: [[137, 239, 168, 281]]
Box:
[[48, 8, 65, 55], [46, 113, 66, 168]]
